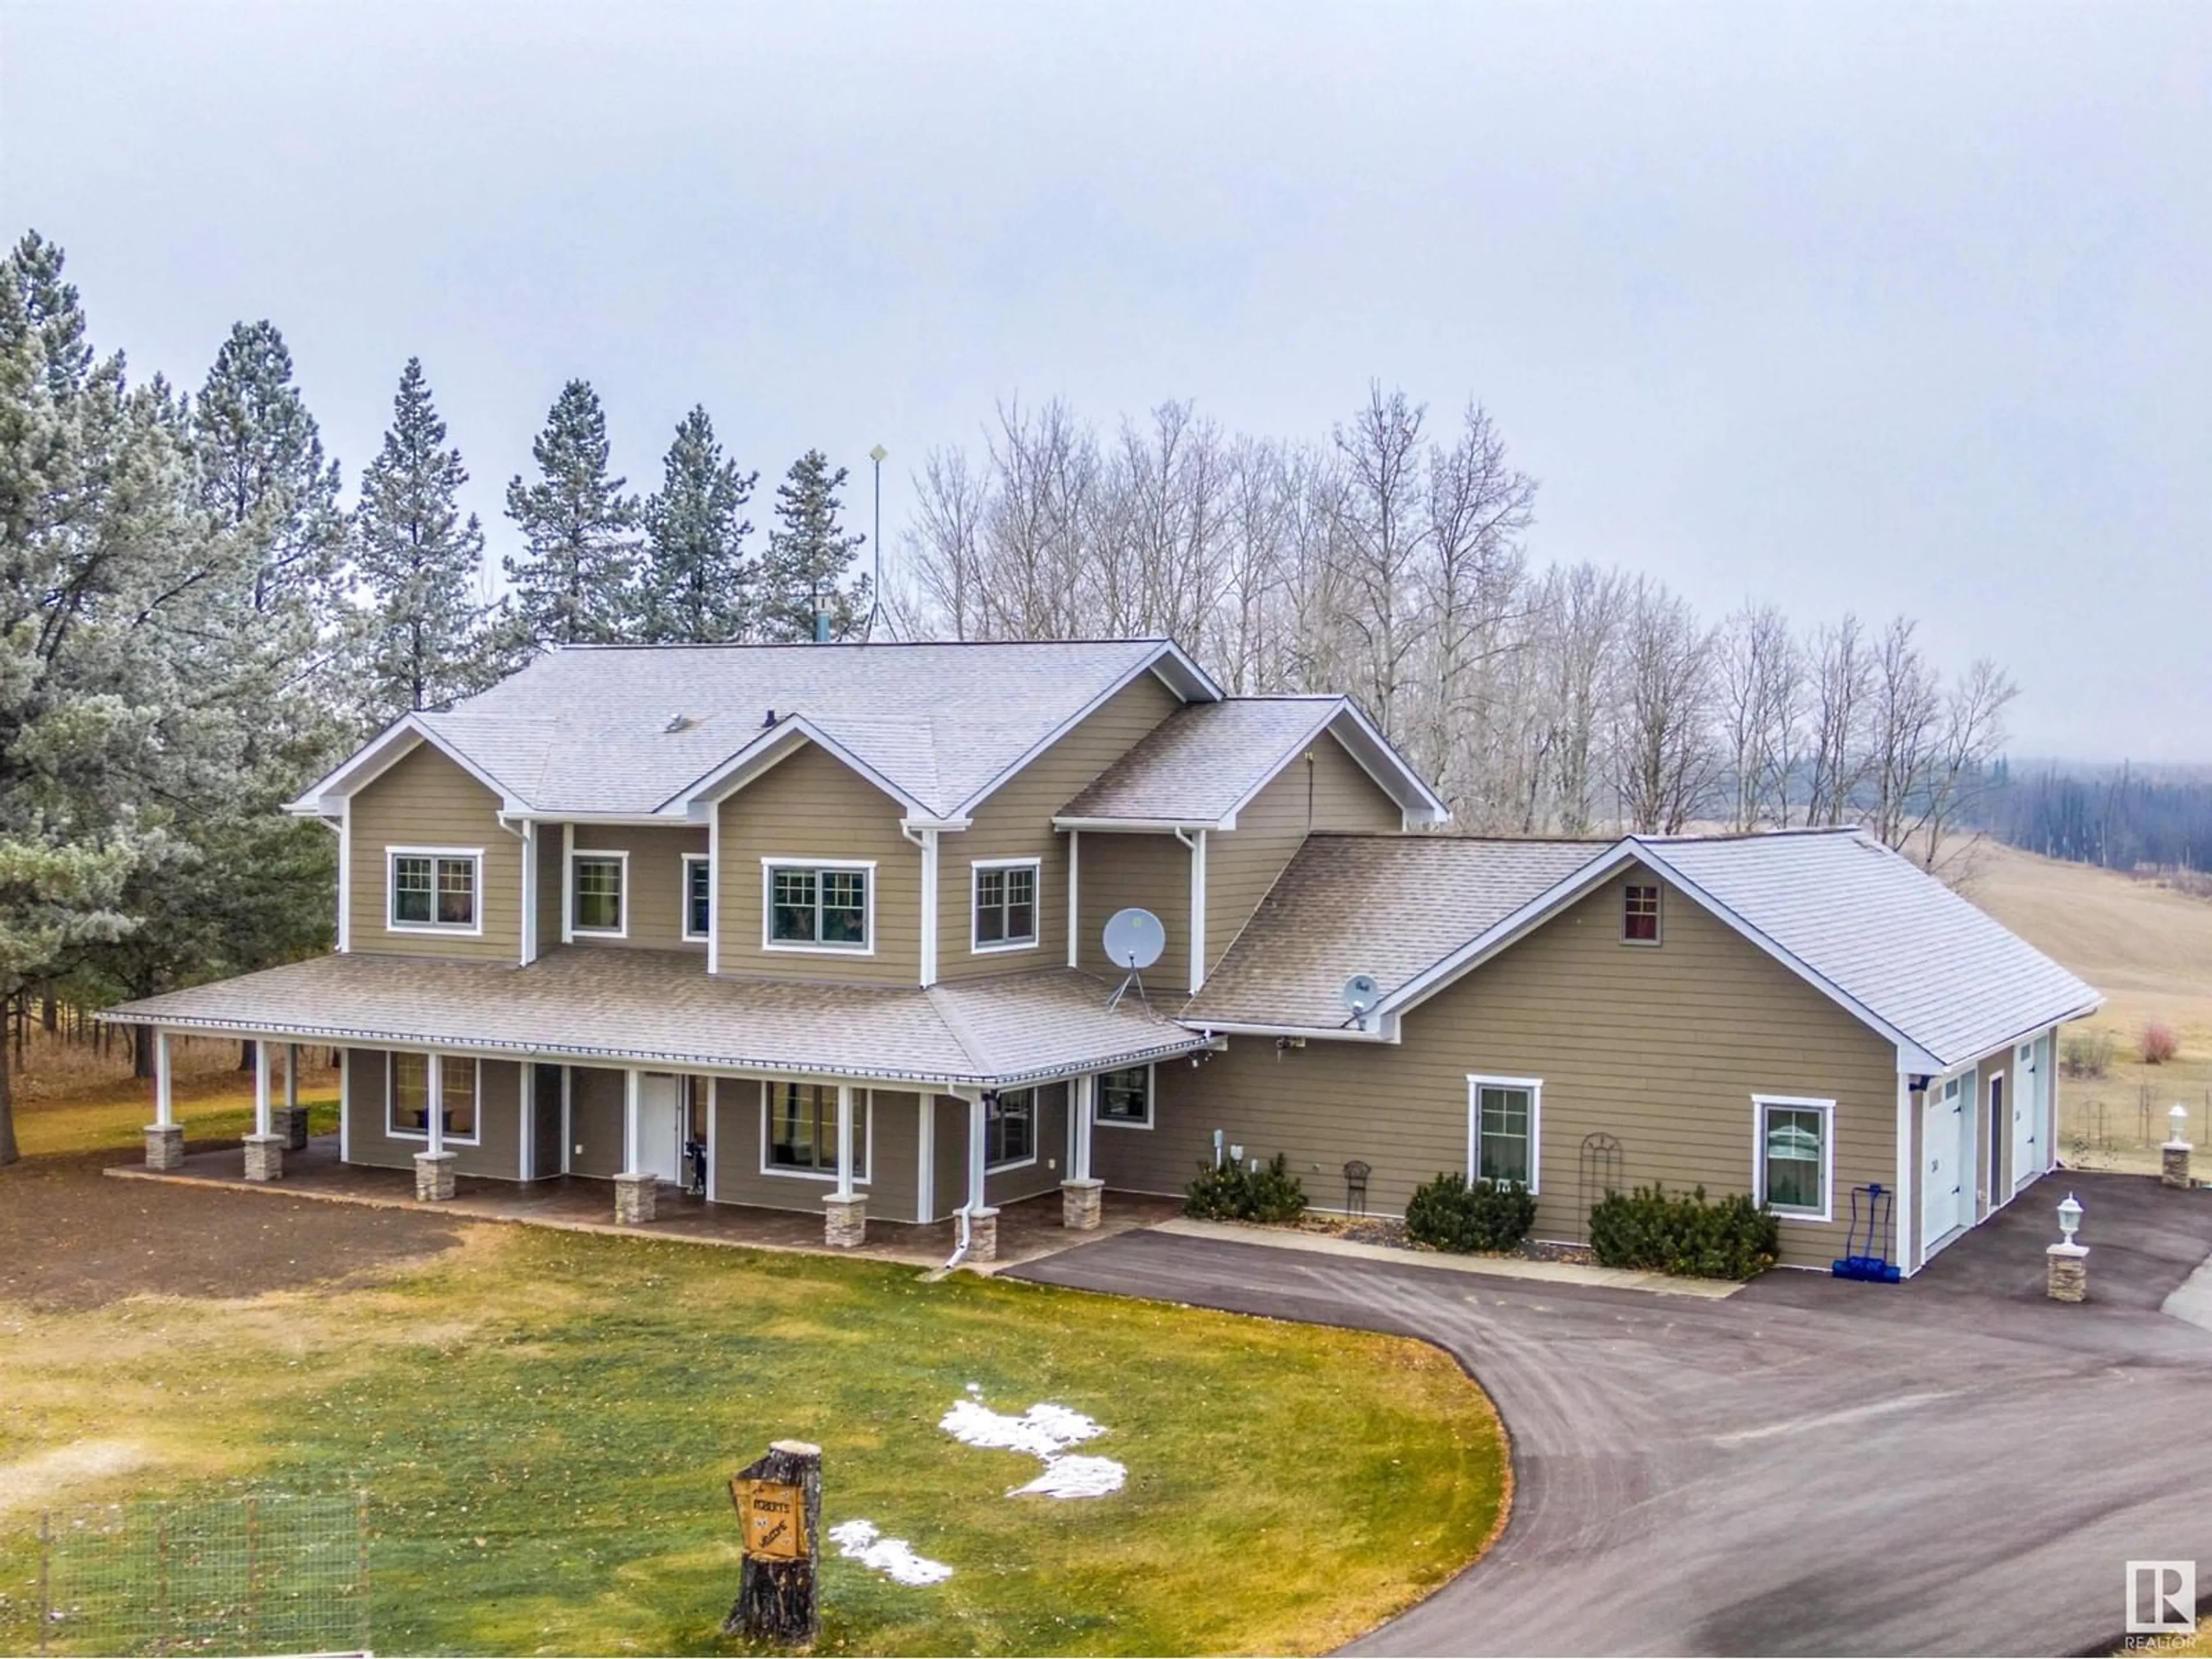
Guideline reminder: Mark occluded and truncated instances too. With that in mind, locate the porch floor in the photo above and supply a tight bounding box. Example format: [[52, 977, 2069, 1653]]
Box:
[[104, 1135, 1181, 1271]]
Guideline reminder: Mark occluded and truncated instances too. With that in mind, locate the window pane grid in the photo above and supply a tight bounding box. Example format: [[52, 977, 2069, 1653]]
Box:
[[768, 1084, 866, 1176], [393, 854, 474, 928], [686, 858, 711, 938], [1476, 1085, 1532, 1186], [1097, 1066, 1149, 1124], [1763, 1105, 1825, 1214], [573, 857, 623, 932], [1623, 883, 1661, 942], [769, 865, 869, 948], [975, 864, 1037, 948], [987, 1089, 1035, 1166]]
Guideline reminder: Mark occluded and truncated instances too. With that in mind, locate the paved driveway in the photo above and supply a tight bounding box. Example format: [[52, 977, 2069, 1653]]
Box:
[[1009, 1172, 2212, 1657]]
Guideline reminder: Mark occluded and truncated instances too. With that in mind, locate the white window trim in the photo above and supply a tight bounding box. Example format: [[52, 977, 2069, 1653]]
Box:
[[986, 1086, 1040, 1173], [1753, 1093, 1836, 1224], [761, 857, 877, 956], [385, 845, 485, 937], [387, 1052, 483, 1147], [970, 855, 1044, 956], [1092, 1061, 1155, 1131], [757, 1081, 875, 1184], [1622, 881, 1663, 947], [569, 848, 630, 940], [1467, 1073, 1542, 1194], [681, 852, 713, 944]]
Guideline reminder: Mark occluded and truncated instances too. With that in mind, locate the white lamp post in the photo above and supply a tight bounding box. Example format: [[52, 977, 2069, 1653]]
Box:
[[2048, 1190, 2089, 1302], [2171, 1103, 2191, 1141], [2056, 1191, 2083, 1244]]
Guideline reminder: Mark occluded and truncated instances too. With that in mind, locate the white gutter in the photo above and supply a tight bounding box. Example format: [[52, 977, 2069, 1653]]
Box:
[[1175, 827, 1207, 995], [902, 822, 941, 986]]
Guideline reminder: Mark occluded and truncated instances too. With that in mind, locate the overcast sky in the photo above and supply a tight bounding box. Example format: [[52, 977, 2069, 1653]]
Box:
[[4, 2, 2206, 760]]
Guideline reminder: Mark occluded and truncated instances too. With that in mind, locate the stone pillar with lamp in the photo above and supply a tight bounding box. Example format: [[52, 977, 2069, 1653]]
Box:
[[2046, 1191, 2088, 1302], [2162, 1103, 2193, 1190]]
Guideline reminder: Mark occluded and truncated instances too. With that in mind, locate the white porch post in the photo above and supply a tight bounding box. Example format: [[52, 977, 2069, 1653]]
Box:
[[615, 1067, 656, 1225], [145, 1028, 183, 1171], [415, 1049, 455, 1200], [284, 1043, 299, 1112], [1075, 1075, 1095, 1182], [964, 1089, 998, 1262], [1066, 831, 1081, 968], [1062, 1073, 1103, 1231], [519, 1060, 535, 1181], [824, 1081, 865, 1247], [243, 1039, 282, 1182]]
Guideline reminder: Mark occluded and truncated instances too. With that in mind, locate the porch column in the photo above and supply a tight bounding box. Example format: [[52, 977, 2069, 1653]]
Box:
[[243, 1037, 283, 1182], [965, 1089, 998, 1263], [145, 1028, 183, 1171], [824, 1082, 865, 1248], [272, 1041, 308, 1152], [615, 1066, 657, 1225], [415, 1050, 456, 1201], [1062, 1073, 1102, 1231]]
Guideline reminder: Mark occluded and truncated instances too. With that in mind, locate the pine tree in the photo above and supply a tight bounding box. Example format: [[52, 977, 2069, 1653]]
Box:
[[503, 380, 639, 647], [635, 406, 756, 643], [757, 449, 870, 642], [354, 359, 508, 722]]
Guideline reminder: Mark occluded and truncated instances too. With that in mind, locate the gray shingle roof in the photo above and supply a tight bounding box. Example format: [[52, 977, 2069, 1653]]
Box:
[[1641, 830, 2100, 1070], [102, 948, 1205, 1087], [1059, 698, 1346, 822], [392, 639, 1206, 818], [1184, 834, 1608, 1028]]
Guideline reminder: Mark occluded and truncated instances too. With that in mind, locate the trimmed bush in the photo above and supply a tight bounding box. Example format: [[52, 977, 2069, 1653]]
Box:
[[2142, 1021, 2181, 1065], [1588, 1182, 1779, 1281], [1403, 1172, 1537, 1253], [2062, 1029, 2115, 1078], [1184, 1152, 1307, 1224]]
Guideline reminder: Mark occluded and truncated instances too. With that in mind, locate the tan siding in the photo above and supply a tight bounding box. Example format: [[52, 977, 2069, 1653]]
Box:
[[1076, 832, 1191, 980], [349, 744, 522, 961], [1094, 868, 1902, 1270], [558, 824, 709, 951], [339, 1048, 524, 1180], [918, 1088, 1069, 1210], [936, 672, 1182, 979], [1203, 735, 1404, 976], [711, 1082, 923, 1222], [533, 829, 563, 957], [714, 743, 920, 984]]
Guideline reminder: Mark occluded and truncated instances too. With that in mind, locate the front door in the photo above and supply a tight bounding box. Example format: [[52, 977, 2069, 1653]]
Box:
[[2010, 1041, 2041, 1192], [1922, 1074, 1971, 1252], [637, 1073, 683, 1183]]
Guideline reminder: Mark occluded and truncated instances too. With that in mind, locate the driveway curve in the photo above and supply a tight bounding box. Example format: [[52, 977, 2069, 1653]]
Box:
[[1009, 1172, 2212, 1657]]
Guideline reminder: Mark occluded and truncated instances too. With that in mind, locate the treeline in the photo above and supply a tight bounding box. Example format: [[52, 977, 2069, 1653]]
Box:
[[1980, 764, 2212, 873], [0, 229, 873, 1157], [888, 389, 2017, 851]]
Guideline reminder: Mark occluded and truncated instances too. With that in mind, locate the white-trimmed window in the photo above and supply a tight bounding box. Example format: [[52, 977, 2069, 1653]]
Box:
[[764, 860, 872, 952], [570, 850, 627, 937], [1094, 1065, 1152, 1128], [987, 1088, 1036, 1170], [1755, 1095, 1834, 1221], [760, 1082, 870, 1181], [1623, 882, 1662, 945], [388, 1053, 480, 1144], [388, 849, 481, 933], [972, 858, 1040, 952], [682, 853, 712, 942], [1468, 1074, 1540, 1191]]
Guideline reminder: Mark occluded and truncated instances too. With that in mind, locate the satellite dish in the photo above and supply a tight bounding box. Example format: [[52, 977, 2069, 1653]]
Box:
[[1102, 907, 1166, 971], [1340, 973, 1382, 1018]]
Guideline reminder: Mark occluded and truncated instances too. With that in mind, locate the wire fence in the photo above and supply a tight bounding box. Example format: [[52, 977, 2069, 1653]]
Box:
[[15, 1493, 369, 1657], [2063, 1084, 2212, 1171]]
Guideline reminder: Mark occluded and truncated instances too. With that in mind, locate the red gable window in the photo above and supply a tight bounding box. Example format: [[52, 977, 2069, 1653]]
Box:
[[1623, 883, 1662, 945]]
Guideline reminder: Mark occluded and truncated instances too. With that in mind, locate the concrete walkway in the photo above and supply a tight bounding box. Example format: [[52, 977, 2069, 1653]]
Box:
[[1011, 1171, 2212, 1657]]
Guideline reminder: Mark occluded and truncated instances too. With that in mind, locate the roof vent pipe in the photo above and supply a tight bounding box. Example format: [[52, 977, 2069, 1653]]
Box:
[[763, 709, 777, 729], [812, 579, 831, 645]]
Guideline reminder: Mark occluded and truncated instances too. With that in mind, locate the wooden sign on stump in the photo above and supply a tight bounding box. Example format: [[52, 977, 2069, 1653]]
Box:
[[724, 1440, 822, 1645]]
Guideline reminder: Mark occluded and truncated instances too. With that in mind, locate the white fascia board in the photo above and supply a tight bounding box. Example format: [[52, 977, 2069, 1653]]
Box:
[[1176, 1017, 1402, 1044], [289, 716, 527, 816], [671, 717, 931, 819], [1211, 704, 1350, 825], [1051, 815, 1227, 834], [1925, 998, 2106, 1076], [899, 815, 974, 833], [950, 640, 1225, 822], [1325, 702, 1452, 825]]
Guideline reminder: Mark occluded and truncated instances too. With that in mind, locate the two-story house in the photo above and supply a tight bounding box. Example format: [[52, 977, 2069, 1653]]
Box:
[[107, 635, 2097, 1278]]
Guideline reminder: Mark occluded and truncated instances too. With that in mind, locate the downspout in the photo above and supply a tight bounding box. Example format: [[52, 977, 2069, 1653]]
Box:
[[901, 823, 939, 987], [1175, 827, 1207, 995]]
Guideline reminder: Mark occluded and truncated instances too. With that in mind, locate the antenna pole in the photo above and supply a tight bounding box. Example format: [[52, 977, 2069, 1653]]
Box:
[[865, 443, 887, 642]]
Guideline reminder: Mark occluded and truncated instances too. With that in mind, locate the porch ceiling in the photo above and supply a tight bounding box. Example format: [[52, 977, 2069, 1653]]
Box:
[[99, 947, 1206, 1089]]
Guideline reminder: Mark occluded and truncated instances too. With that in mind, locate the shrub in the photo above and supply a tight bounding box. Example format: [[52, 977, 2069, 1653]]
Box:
[[1588, 1182, 1779, 1281], [2142, 1021, 2181, 1065], [2062, 1031, 2115, 1079], [1184, 1152, 1307, 1224], [1403, 1172, 1537, 1253]]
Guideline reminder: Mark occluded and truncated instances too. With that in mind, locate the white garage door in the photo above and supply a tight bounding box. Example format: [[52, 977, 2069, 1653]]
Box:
[[1922, 1074, 1972, 1252]]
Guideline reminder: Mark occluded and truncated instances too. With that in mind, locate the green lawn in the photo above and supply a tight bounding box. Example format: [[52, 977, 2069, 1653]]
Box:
[[0, 1094, 1508, 1656]]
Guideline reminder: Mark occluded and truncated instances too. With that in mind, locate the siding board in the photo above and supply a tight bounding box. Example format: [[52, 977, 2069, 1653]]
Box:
[[710, 1083, 923, 1222], [556, 824, 709, 951], [339, 1048, 525, 1180], [349, 744, 522, 961]]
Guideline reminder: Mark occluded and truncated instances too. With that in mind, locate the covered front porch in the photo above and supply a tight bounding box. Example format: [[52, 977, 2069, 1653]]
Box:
[[107, 1131, 1184, 1270]]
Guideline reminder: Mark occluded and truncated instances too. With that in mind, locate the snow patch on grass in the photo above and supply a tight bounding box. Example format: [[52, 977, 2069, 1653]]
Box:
[[940, 1396, 1126, 1500], [828, 1520, 953, 1587], [1011, 1455, 1127, 1499]]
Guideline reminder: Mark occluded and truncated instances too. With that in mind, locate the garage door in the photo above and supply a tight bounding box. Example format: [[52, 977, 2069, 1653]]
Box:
[[1922, 1074, 1972, 1252]]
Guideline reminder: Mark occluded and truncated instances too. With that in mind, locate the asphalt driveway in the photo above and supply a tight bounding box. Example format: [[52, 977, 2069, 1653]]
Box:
[[1009, 1171, 2212, 1657]]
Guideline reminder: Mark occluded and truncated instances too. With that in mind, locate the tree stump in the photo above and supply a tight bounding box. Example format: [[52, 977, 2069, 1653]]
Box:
[[724, 1440, 821, 1645]]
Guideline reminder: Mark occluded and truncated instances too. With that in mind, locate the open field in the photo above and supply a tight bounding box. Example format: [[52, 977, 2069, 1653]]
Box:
[[1961, 840, 2212, 1173], [0, 1082, 1506, 1657]]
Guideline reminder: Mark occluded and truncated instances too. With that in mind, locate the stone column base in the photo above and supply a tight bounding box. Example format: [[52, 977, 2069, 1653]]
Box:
[[272, 1104, 310, 1152], [1060, 1177, 1104, 1231], [967, 1206, 1000, 1264], [414, 1150, 457, 1202], [242, 1132, 285, 1183], [145, 1124, 184, 1172], [2162, 1140, 2192, 1189], [823, 1193, 868, 1248], [614, 1172, 658, 1225], [2047, 1241, 2089, 1302]]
